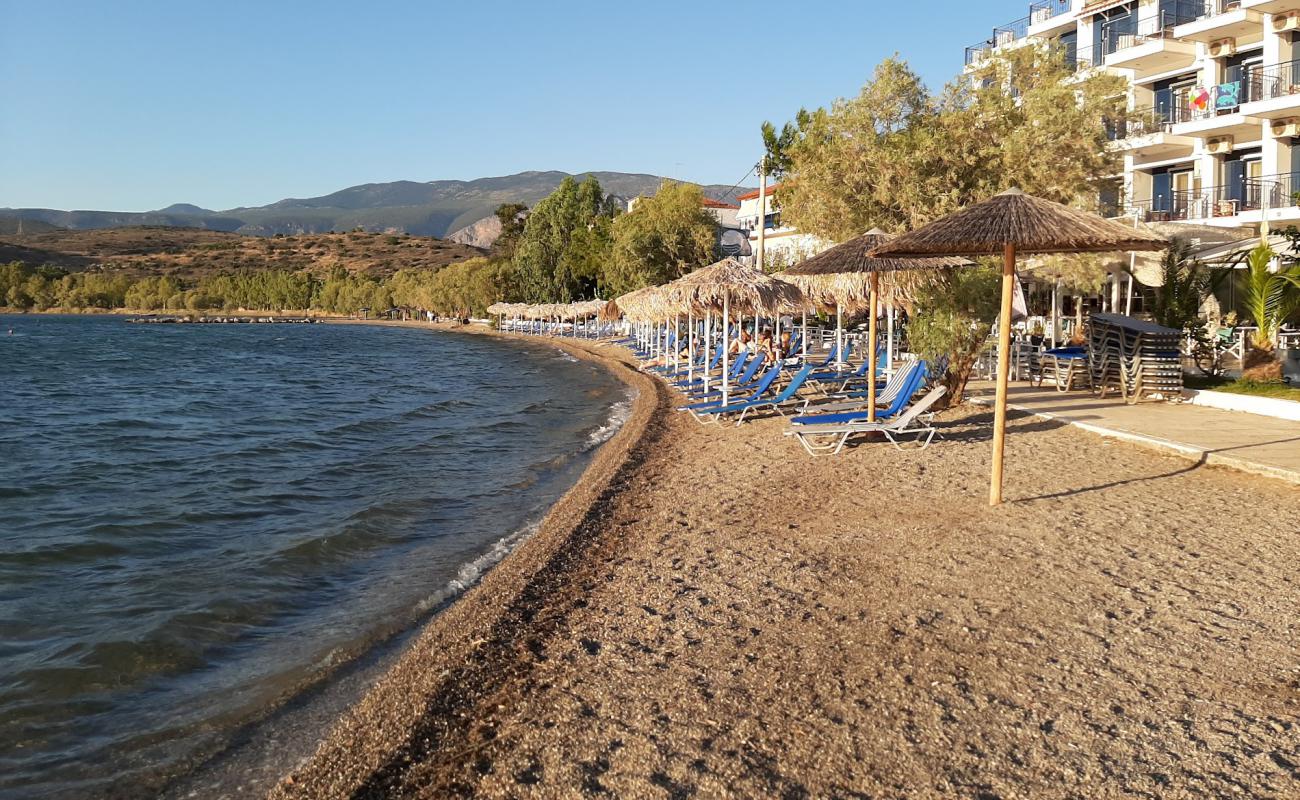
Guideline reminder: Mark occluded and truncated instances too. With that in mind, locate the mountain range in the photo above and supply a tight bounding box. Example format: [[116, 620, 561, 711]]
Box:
[[0, 171, 753, 242]]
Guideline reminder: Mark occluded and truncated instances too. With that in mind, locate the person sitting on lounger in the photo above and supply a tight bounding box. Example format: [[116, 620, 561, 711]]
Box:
[[729, 329, 753, 356], [755, 328, 776, 362], [775, 329, 794, 360]]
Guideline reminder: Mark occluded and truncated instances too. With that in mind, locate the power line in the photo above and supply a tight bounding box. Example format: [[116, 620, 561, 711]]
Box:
[[718, 162, 760, 203]]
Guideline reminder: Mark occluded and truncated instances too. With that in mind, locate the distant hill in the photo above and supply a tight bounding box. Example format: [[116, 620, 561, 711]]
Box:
[[0, 216, 64, 235], [1, 171, 755, 240], [0, 226, 486, 278]]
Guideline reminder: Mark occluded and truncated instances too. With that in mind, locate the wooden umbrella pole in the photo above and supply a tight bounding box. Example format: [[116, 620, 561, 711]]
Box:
[[688, 309, 695, 385], [703, 309, 712, 395], [990, 243, 1017, 507], [868, 272, 879, 423]]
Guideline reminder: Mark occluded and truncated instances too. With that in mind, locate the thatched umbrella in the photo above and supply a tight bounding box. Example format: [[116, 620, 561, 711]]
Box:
[[869, 188, 1168, 505], [785, 229, 973, 422], [662, 258, 806, 405]]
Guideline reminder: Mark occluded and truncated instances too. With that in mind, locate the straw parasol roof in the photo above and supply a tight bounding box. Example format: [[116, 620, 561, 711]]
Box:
[[868, 189, 1169, 258], [662, 257, 805, 317], [612, 285, 671, 321], [783, 228, 974, 307]]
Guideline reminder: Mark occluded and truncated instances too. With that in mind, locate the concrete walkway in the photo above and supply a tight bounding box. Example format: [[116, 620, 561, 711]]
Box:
[[967, 381, 1300, 486]]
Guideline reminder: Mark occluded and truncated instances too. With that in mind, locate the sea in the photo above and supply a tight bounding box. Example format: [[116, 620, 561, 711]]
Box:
[[0, 315, 632, 798]]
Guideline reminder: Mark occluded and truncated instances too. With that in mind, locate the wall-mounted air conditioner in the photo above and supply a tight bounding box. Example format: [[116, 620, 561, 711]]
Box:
[[1271, 118, 1300, 138], [1206, 135, 1234, 154], [1272, 11, 1300, 33], [1209, 38, 1237, 59]]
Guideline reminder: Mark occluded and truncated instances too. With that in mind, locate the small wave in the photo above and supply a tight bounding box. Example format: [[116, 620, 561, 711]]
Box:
[[584, 391, 636, 449], [413, 519, 542, 615]]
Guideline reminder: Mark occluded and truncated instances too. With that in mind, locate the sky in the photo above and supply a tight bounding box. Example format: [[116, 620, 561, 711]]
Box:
[[1, 0, 1033, 212]]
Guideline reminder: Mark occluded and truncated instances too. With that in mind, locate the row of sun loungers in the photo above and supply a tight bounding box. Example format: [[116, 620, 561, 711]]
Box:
[[601, 328, 944, 455]]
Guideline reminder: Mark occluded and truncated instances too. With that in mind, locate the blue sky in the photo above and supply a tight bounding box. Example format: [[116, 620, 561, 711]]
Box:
[[1, 0, 1031, 211]]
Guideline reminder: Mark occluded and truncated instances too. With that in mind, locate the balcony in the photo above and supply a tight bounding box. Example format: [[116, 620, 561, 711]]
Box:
[[1107, 108, 1199, 157], [1101, 11, 1200, 75], [964, 13, 1034, 66], [1028, 0, 1076, 36], [1168, 80, 1265, 140], [1244, 172, 1300, 215], [1240, 59, 1300, 119], [1174, 1, 1264, 44], [1121, 190, 1210, 222]]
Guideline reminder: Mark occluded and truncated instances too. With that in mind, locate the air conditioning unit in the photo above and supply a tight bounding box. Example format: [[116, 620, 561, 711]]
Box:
[[1272, 11, 1300, 33], [1271, 117, 1300, 137], [1206, 135, 1235, 154], [1209, 38, 1237, 59]]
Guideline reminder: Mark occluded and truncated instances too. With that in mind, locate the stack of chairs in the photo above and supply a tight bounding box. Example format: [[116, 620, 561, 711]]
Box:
[[1087, 313, 1183, 404]]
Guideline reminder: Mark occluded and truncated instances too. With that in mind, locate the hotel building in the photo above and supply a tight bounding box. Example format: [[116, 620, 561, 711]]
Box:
[[967, 0, 1300, 233]]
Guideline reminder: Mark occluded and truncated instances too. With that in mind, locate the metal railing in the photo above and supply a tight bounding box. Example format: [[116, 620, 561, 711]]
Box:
[[1244, 172, 1300, 209], [1248, 59, 1300, 102], [965, 39, 996, 66], [1106, 107, 1177, 140], [1030, 0, 1072, 24], [1099, 9, 1201, 57], [994, 15, 1032, 47], [1121, 190, 1210, 222]]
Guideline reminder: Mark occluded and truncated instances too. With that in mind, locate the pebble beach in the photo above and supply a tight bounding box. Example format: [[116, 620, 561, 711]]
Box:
[[273, 323, 1300, 799]]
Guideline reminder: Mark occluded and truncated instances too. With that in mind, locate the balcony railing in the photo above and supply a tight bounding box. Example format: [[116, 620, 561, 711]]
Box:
[[1168, 70, 1256, 121], [1244, 172, 1300, 209], [1249, 59, 1300, 102], [965, 39, 996, 66], [1106, 107, 1177, 140], [1030, 0, 1072, 24], [994, 15, 1032, 47], [1121, 190, 1210, 222], [1099, 9, 1201, 56]]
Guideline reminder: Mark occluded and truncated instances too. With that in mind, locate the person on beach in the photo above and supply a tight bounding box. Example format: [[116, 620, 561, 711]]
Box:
[[755, 328, 776, 362], [729, 329, 753, 356], [776, 329, 794, 361]]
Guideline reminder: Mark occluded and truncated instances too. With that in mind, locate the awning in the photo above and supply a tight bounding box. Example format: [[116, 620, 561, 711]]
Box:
[[1192, 234, 1291, 266]]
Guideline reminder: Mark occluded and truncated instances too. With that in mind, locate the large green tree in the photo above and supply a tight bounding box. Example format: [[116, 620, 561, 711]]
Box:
[[605, 180, 719, 297], [512, 176, 612, 303], [775, 45, 1130, 241]]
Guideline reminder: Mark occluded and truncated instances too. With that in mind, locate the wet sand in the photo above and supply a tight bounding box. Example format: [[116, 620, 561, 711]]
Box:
[[274, 326, 1300, 799]]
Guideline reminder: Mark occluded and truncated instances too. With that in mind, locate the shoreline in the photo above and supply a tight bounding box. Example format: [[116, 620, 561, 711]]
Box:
[[269, 321, 669, 797]]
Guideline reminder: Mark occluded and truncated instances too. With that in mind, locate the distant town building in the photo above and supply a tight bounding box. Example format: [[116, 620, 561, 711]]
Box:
[[736, 183, 828, 270], [627, 194, 740, 228]]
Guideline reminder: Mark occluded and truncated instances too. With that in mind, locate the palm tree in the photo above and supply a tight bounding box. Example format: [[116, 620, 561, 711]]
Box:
[[1239, 241, 1300, 381]]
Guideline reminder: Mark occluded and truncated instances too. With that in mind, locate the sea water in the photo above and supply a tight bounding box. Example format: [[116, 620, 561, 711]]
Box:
[[0, 316, 630, 798]]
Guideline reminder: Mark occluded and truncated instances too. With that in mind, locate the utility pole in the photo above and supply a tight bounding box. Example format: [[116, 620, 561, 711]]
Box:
[[755, 156, 767, 272]]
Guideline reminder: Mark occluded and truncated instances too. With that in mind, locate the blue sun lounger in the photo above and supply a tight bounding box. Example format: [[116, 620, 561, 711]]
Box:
[[791, 361, 928, 425], [687, 353, 768, 400], [684, 363, 817, 426]]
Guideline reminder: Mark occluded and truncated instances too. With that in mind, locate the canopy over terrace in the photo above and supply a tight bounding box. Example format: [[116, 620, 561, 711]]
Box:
[[784, 229, 974, 422], [870, 188, 1168, 506]]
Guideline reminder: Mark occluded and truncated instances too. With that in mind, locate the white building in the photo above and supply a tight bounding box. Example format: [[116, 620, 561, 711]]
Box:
[[967, 0, 1300, 232], [626, 195, 740, 228], [735, 183, 828, 270]]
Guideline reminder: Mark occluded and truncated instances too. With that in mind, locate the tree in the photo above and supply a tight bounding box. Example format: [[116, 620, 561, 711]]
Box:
[[512, 176, 611, 302], [606, 181, 718, 296], [906, 266, 1002, 406], [1141, 235, 1225, 338], [1239, 240, 1300, 380], [493, 203, 528, 258], [774, 45, 1129, 241]]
